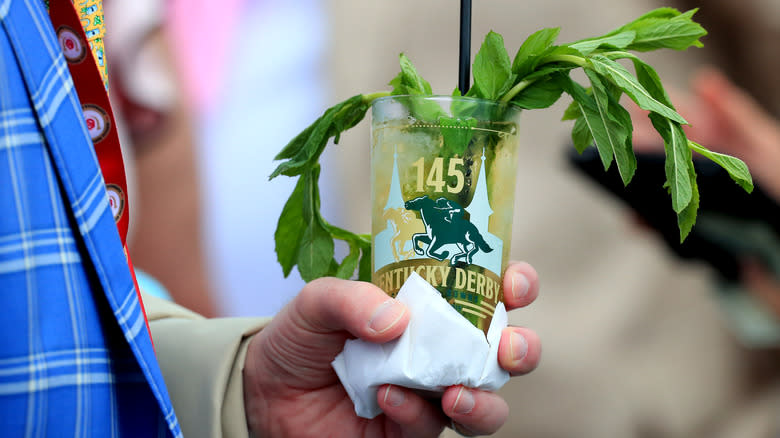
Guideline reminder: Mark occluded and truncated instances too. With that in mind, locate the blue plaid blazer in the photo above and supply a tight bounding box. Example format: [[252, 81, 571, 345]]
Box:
[[0, 0, 181, 436]]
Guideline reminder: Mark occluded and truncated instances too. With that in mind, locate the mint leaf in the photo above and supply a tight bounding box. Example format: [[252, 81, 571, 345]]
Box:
[[622, 9, 707, 52], [608, 7, 682, 39], [535, 45, 587, 67], [358, 246, 372, 282], [501, 57, 580, 105], [562, 75, 618, 171], [509, 73, 565, 109], [689, 141, 754, 193], [649, 115, 693, 213], [523, 65, 579, 82], [388, 55, 446, 121], [274, 123, 316, 161], [321, 222, 371, 280], [270, 95, 368, 179], [333, 98, 372, 144], [335, 246, 360, 279], [270, 93, 384, 280], [324, 223, 371, 246], [585, 71, 636, 185], [275, 176, 306, 276], [588, 55, 687, 124], [409, 99, 447, 122], [464, 81, 483, 98], [451, 97, 480, 118], [296, 166, 334, 282], [619, 7, 683, 23], [440, 116, 477, 156], [569, 30, 636, 55], [561, 100, 582, 121], [626, 55, 674, 107], [473, 31, 513, 100], [586, 70, 636, 185], [297, 222, 334, 282], [571, 115, 594, 153], [676, 159, 699, 242], [512, 27, 560, 77], [389, 53, 433, 95]]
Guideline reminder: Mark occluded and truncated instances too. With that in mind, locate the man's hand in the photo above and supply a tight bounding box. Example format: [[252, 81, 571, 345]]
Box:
[[243, 261, 541, 437]]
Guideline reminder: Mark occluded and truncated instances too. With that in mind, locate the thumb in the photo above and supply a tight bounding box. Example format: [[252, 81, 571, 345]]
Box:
[[290, 277, 409, 344], [246, 278, 410, 388]]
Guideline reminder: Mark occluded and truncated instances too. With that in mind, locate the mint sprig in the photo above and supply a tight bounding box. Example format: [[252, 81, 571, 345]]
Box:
[[270, 7, 753, 282], [270, 95, 377, 282]]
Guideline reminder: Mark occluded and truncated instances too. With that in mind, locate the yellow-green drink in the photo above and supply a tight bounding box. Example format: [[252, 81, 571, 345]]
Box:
[[371, 95, 522, 334]]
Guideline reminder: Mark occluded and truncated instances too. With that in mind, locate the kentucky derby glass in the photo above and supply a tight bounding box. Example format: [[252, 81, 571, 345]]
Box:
[[370, 95, 522, 334]]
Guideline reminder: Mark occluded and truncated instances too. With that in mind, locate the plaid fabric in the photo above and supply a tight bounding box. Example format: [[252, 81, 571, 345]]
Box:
[[0, 0, 181, 436]]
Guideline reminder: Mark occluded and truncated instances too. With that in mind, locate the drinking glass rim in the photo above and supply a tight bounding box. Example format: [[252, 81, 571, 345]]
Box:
[[373, 94, 522, 110], [371, 94, 524, 116]]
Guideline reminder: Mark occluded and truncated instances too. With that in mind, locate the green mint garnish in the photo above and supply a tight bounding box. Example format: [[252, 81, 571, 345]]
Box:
[[270, 7, 753, 282]]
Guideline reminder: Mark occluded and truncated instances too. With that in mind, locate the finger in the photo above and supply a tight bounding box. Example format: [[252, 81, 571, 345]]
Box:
[[502, 261, 539, 310], [294, 277, 410, 343], [441, 386, 509, 436], [498, 326, 541, 376], [377, 385, 447, 437]]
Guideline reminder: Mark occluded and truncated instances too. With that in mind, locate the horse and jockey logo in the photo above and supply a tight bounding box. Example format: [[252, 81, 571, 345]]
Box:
[[404, 195, 493, 265]]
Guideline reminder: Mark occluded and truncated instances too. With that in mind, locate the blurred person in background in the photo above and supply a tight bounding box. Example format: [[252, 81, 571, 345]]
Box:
[[164, 0, 327, 317], [624, 64, 780, 437], [104, 0, 329, 317], [624, 0, 780, 434], [104, 0, 218, 316]]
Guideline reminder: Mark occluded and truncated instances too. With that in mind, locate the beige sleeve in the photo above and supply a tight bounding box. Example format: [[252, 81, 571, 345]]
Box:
[[142, 293, 271, 438]]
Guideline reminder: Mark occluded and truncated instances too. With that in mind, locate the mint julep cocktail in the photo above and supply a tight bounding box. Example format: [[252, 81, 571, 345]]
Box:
[[371, 96, 522, 334], [270, 8, 752, 335]]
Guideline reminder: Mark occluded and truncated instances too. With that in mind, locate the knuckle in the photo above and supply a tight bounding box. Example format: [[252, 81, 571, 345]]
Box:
[[295, 278, 382, 329], [294, 278, 337, 325]]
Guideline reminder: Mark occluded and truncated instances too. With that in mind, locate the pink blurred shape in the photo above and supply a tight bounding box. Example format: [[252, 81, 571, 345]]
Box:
[[166, 0, 246, 111]]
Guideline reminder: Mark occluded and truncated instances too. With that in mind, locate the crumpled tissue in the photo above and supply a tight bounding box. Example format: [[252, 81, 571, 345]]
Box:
[[331, 272, 509, 419]]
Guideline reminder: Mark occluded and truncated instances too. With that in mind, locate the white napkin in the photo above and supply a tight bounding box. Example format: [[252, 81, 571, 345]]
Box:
[[331, 272, 509, 419]]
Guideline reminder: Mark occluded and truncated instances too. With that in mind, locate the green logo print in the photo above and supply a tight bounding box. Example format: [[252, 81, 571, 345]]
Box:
[[404, 195, 493, 265]]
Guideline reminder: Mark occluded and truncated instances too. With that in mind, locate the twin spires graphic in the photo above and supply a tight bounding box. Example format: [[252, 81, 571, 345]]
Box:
[[384, 149, 405, 211], [465, 153, 493, 234], [374, 148, 503, 276]]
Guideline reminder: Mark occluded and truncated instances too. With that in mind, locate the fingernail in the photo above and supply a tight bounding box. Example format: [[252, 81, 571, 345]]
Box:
[[453, 387, 475, 415], [510, 331, 528, 363], [511, 273, 530, 302], [368, 300, 406, 334], [383, 385, 405, 407]]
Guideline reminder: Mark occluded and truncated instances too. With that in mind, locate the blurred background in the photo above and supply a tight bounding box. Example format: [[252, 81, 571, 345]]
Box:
[[105, 0, 780, 436]]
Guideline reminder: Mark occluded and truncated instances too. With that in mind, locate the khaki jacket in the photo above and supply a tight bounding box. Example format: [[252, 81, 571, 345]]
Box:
[[144, 293, 269, 438]]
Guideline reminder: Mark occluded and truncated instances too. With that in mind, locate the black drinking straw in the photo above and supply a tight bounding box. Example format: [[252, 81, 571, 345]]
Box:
[[458, 0, 472, 95]]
